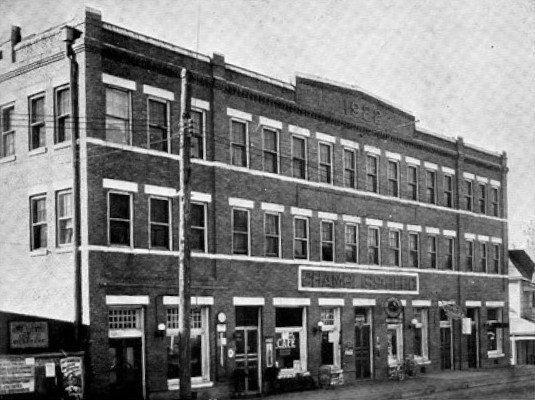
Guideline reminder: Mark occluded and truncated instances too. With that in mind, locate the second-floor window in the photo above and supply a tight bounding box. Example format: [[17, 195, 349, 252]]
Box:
[[149, 197, 170, 249], [319, 142, 333, 184], [55, 87, 71, 144], [491, 187, 499, 217], [344, 148, 357, 188], [466, 240, 474, 271], [426, 170, 436, 204], [445, 237, 455, 270], [108, 192, 132, 246], [30, 95, 46, 150], [478, 183, 487, 214], [444, 175, 454, 208], [264, 213, 280, 257], [230, 119, 248, 167], [190, 109, 205, 159], [106, 87, 130, 145], [148, 99, 168, 152], [366, 155, 378, 193], [407, 165, 418, 201], [56, 190, 73, 246], [232, 208, 249, 255], [387, 160, 399, 197], [292, 136, 306, 179], [30, 194, 47, 250], [294, 217, 309, 260], [191, 203, 207, 252], [321, 221, 335, 262], [480, 242, 488, 273], [389, 230, 401, 266], [492, 244, 500, 274], [345, 224, 358, 263], [409, 233, 419, 268], [263, 128, 279, 173], [1, 105, 15, 157], [367, 227, 380, 265], [427, 235, 437, 268], [464, 180, 473, 211]]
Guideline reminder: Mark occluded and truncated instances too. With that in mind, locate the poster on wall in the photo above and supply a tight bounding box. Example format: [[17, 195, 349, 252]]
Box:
[[9, 321, 49, 349], [0, 357, 35, 395], [265, 337, 274, 368], [60, 357, 84, 399]]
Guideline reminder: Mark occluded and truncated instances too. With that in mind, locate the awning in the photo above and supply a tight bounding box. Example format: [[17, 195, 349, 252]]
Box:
[[509, 316, 535, 336]]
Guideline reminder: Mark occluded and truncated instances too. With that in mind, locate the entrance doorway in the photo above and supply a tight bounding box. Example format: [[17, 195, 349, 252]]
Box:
[[235, 307, 261, 395], [387, 324, 403, 367], [354, 307, 372, 379], [466, 308, 480, 368], [440, 309, 453, 370], [109, 338, 144, 400]]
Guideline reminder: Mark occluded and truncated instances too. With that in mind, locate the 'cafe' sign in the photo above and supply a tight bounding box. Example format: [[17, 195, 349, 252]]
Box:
[[276, 332, 297, 350]]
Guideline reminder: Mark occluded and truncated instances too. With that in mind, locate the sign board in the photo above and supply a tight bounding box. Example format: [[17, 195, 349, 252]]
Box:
[[60, 357, 83, 399], [9, 321, 49, 349], [462, 318, 472, 335], [0, 357, 35, 395]]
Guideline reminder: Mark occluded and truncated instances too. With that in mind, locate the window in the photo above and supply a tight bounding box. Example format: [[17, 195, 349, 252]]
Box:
[[444, 175, 454, 208], [30, 195, 47, 250], [230, 119, 248, 167], [444, 237, 455, 270], [190, 109, 205, 159], [487, 308, 503, 356], [106, 87, 130, 144], [426, 170, 436, 204], [55, 87, 71, 143], [294, 217, 309, 260], [109, 308, 141, 330], [275, 308, 307, 373], [466, 240, 474, 271], [320, 308, 341, 367], [367, 227, 380, 265], [2, 105, 15, 157], [263, 128, 279, 173], [427, 236, 438, 269], [149, 197, 170, 249], [30, 95, 45, 150], [491, 187, 499, 217], [344, 148, 357, 188], [478, 183, 487, 214], [292, 136, 306, 179], [464, 180, 473, 211], [318, 142, 333, 184], [108, 192, 132, 246], [167, 307, 210, 384], [407, 165, 418, 201], [148, 99, 168, 151], [480, 242, 488, 273], [413, 308, 429, 361], [232, 208, 249, 255], [265, 213, 280, 257], [56, 190, 73, 246], [191, 203, 207, 252], [366, 155, 378, 192], [491, 244, 500, 274], [345, 224, 358, 263], [387, 160, 399, 197], [321, 220, 335, 262], [409, 233, 419, 268], [388, 230, 401, 266]]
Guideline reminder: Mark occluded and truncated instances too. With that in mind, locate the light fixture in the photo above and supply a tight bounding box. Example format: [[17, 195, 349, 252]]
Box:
[[155, 322, 166, 337], [313, 320, 324, 334], [408, 318, 419, 330], [158, 323, 166, 331]]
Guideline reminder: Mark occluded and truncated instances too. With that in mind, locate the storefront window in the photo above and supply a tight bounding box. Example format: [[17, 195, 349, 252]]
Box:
[[275, 308, 307, 374], [487, 308, 503, 356], [387, 322, 403, 366]]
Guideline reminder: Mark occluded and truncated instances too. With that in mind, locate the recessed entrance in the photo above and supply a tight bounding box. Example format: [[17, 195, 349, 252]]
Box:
[[234, 307, 261, 395], [354, 307, 372, 379]]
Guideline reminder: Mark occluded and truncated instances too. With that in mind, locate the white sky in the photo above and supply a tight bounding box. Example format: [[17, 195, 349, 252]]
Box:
[[2, 0, 534, 248]]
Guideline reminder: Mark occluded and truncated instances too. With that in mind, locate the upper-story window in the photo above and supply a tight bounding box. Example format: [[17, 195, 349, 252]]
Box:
[[263, 127, 279, 174], [387, 160, 400, 197], [444, 237, 455, 270], [464, 180, 473, 211], [427, 235, 438, 268], [108, 192, 132, 246], [345, 224, 358, 263], [30, 194, 47, 251], [148, 99, 169, 152], [294, 217, 309, 260], [480, 242, 488, 273], [425, 170, 436, 204], [264, 212, 281, 257], [409, 233, 419, 268], [367, 227, 380, 265], [292, 136, 307, 179], [1, 105, 15, 157], [30, 94, 46, 150], [366, 155, 378, 193], [321, 220, 335, 262], [106, 87, 131, 145], [232, 208, 249, 255], [478, 183, 487, 214], [444, 174, 454, 208], [388, 229, 401, 266], [191, 109, 205, 159], [55, 86, 71, 144], [149, 197, 171, 250], [407, 165, 418, 201], [318, 142, 333, 184], [344, 148, 357, 188], [466, 240, 474, 271], [491, 244, 500, 274], [491, 187, 499, 217], [191, 203, 207, 252], [230, 119, 248, 167], [56, 190, 73, 246]]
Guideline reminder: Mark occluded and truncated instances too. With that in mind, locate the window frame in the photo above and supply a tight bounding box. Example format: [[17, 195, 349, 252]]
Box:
[[56, 189, 73, 247], [480, 241, 488, 273], [444, 174, 454, 208], [320, 220, 335, 262], [190, 107, 206, 159], [387, 159, 400, 197], [425, 169, 436, 204], [343, 148, 357, 189], [148, 196, 172, 250], [291, 135, 307, 180], [407, 164, 419, 201], [293, 217, 309, 260], [262, 126, 280, 174], [105, 86, 132, 145], [492, 244, 500, 274], [345, 223, 358, 264], [388, 229, 401, 266], [232, 207, 250, 255], [29, 93, 46, 151], [54, 85, 71, 144], [444, 237, 455, 270], [318, 142, 333, 184], [466, 240, 475, 271], [1, 103, 15, 157], [191, 202, 208, 253], [366, 154, 379, 193], [107, 191, 133, 247], [478, 183, 487, 214], [147, 97, 170, 152], [491, 186, 499, 217], [30, 194, 47, 251], [264, 212, 281, 258], [464, 179, 474, 211], [427, 235, 438, 269], [367, 226, 380, 265], [230, 118, 249, 168], [274, 307, 308, 373], [409, 232, 420, 268]]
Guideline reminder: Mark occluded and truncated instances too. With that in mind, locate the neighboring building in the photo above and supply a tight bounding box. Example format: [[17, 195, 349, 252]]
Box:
[[0, 8, 510, 400], [509, 250, 535, 365]]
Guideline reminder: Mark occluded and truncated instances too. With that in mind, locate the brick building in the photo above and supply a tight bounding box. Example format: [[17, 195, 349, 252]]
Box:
[[0, 8, 510, 400]]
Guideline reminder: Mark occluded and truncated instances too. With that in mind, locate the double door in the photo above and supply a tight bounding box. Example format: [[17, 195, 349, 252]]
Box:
[[109, 338, 144, 400], [466, 308, 480, 368], [354, 307, 372, 379], [235, 327, 260, 394]]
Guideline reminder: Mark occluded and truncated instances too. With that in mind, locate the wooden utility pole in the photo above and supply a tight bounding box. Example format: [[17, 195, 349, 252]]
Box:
[[178, 68, 193, 399]]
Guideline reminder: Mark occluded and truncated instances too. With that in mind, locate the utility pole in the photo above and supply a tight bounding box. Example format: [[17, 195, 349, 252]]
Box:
[[178, 68, 193, 399]]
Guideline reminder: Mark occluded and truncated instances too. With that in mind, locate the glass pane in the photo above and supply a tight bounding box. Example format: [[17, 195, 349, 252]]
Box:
[[150, 198, 169, 224], [106, 88, 129, 118], [275, 330, 301, 369], [110, 221, 130, 245], [106, 117, 129, 144], [233, 210, 248, 232], [58, 192, 72, 218], [33, 225, 47, 249], [110, 193, 130, 219], [321, 222, 333, 241], [295, 240, 307, 259], [295, 219, 307, 238], [31, 97, 44, 123], [2, 107, 13, 132], [57, 89, 70, 115], [33, 198, 46, 223], [191, 228, 205, 251], [149, 126, 167, 151], [149, 100, 166, 127], [59, 219, 73, 245], [276, 308, 302, 327], [265, 214, 279, 235], [191, 204, 205, 227], [151, 225, 169, 248], [319, 144, 331, 163], [191, 335, 202, 377], [231, 145, 246, 166], [233, 233, 248, 254], [231, 121, 246, 144], [293, 137, 305, 158], [263, 129, 277, 151], [236, 307, 258, 326], [3, 132, 14, 156]]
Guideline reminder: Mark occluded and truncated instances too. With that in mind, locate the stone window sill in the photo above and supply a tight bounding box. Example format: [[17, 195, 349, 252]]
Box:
[[29, 147, 47, 157], [30, 249, 48, 257], [0, 155, 16, 164]]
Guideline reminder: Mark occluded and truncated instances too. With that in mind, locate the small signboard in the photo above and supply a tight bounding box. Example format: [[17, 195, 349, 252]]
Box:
[[60, 357, 83, 399], [0, 357, 35, 395], [9, 321, 49, 349]]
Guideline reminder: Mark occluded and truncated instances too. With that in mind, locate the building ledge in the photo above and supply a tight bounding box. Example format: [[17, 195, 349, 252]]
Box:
[[54, 141, 71, 150], [0, 155, 16, 164], [28, 147, 47, 157], [30, 249, 48, 257]]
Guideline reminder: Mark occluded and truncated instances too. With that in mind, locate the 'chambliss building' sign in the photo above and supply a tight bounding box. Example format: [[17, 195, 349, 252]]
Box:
[[299, 266, 419, 294]]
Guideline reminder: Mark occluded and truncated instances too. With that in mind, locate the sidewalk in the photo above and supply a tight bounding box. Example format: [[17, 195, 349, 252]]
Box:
[[263, 365, 535, 400]]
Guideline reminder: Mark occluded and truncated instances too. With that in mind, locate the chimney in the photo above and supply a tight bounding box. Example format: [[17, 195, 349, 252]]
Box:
[[11, 25, 21, 62]]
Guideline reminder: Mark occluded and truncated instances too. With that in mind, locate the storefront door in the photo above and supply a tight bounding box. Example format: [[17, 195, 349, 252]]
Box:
[[235, 307, 261, 395], [109, 338, 143, 400], [354, 308, 372, 379], [440, 310, 453, 370], [387, 324, 403, 367], [466, 308, 479, 368]]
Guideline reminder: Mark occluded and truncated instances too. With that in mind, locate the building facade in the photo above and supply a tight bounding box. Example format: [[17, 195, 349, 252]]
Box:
[[0, 8, 510, 400]]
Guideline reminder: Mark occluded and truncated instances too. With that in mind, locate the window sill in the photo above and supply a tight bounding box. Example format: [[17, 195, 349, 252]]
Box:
[[167, 379, 213, 390], [30, 249, 48, 257], [56, 246, 73, 254], [0, 155, 16, 164], [54, 141, 71, 150], [488, 352, 505, 359], [29, 147, 47, 157], [414, 358, 431, 365]]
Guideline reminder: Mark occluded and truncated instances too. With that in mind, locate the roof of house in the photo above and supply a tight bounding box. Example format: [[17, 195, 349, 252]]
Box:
[[509, 250, 535, 281]]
